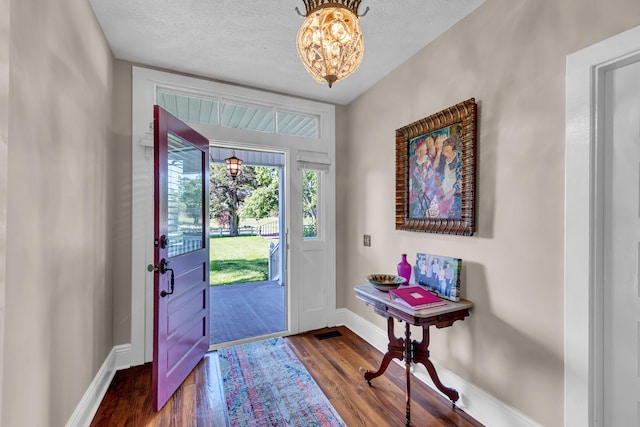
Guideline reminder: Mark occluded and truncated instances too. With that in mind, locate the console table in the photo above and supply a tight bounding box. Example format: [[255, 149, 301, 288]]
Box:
[[354, 284, 472, 427]]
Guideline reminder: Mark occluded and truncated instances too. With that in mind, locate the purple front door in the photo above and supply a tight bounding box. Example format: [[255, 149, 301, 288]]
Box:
[[152, 105, 210, 411]]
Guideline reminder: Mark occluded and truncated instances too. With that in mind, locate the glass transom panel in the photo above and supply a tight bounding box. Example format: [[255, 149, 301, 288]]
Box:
[[220, 101, 274, 133], [277, 111, 318, 138], [157, 90, 319, 138], [158, 91, 219, 126]]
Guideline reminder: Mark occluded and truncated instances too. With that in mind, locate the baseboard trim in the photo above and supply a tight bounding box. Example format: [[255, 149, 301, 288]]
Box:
[[65, 344, 131, 427], [114, 343, 133, 371], [333, 308, 542, 427]]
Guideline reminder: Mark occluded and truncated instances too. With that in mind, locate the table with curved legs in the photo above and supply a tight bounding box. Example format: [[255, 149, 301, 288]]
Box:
[[355, 285, 472, 427]]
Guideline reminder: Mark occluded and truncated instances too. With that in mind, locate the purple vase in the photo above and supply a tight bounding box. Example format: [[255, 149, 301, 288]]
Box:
[[397, 254, 412, 284]]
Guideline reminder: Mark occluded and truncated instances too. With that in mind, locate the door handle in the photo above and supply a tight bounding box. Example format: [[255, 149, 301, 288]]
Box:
[[159, 258, 170, 274], [159, 258, 175, 297], [147, 259, 175, 297]]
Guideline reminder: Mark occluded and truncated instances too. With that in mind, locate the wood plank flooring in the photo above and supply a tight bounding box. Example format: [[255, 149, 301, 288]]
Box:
[[90, 354, 227, 427], [288, 327, 483, 427], [91, 326, 483, 426]]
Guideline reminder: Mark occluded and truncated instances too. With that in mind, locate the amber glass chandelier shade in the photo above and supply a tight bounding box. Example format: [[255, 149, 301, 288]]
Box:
[[296, 5, 364, 88]]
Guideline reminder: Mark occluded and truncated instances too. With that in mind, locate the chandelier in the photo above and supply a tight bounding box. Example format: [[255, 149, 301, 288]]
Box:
[[296, 0, 368, 88]]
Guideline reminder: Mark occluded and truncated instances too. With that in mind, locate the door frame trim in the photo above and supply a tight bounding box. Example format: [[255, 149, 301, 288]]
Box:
[[131, 66, 336, 365], [565, 24, 640, 427]]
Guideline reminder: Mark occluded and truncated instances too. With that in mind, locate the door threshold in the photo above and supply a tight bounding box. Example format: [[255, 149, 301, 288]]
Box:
[[208, 330, 290, 352]]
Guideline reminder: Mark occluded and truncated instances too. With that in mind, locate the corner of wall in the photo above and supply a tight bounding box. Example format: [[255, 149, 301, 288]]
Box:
[[65, 344, 131, 427]]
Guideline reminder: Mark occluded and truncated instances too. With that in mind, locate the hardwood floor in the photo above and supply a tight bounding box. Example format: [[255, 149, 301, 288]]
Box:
[[91, 326, 483, 426], [288, 327, 483, 427], [90, 354, 227, 427]]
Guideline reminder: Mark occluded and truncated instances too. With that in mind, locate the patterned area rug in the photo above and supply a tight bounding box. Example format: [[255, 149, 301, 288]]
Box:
[[218, 338, 346, 427]]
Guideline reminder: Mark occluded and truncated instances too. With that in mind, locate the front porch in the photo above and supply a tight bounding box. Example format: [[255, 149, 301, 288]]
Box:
[[209, 280, 286, 345]]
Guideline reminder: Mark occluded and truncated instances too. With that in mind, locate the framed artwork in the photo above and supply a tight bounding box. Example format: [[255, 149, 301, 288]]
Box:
[[415, 253, 462, 301], [395, 98, 477, 235]]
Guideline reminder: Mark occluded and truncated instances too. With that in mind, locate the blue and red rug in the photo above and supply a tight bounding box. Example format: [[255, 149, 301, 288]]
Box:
[[218, 338, 346, 427]]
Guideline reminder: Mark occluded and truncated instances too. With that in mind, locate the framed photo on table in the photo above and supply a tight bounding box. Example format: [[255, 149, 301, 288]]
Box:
[[395, 98, 477, 236], [415, 252, 462, 301]]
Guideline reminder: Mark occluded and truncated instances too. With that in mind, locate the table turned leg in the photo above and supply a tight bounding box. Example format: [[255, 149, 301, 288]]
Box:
[[404, 322, 412, 427], [363, 317, 404, 385], [412, 326, 460, 406]]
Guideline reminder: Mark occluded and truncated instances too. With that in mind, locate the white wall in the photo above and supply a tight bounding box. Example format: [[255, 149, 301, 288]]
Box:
[[2, 0, 114, 425], [338, 0, 640, 426]]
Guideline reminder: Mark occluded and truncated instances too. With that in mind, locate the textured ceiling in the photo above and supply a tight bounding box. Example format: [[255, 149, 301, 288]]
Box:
[[90, 0, 484, 105]]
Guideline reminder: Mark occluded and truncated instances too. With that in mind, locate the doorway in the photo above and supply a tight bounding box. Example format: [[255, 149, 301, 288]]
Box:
[[565, 24, 640, 426], [208, 147, 287, 346], [132, 66, 337, 366], [601, 58, 640, 426]]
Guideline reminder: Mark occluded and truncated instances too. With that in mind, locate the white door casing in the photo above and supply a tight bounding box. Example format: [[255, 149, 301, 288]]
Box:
[[602, 60, 640, 426], [565, 24, 640, 427], [131, 67, 336, 363]]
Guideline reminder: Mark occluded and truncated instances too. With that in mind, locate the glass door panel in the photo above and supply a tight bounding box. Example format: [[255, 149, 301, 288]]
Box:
[[167, 133, 205, 258]]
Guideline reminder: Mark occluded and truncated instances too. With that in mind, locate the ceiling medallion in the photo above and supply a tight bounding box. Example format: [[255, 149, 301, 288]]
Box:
[[296, 0, 368, 88]]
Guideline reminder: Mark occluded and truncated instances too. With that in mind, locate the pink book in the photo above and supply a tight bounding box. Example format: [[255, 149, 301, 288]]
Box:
[[389, 286, 446, 310]]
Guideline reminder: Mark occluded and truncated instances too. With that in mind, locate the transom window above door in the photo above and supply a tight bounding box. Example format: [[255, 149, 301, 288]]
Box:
[[157, 89, 320, 139]]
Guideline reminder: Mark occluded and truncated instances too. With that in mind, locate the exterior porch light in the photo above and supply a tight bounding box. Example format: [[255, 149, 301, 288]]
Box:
[[225, 151, 242, 179]]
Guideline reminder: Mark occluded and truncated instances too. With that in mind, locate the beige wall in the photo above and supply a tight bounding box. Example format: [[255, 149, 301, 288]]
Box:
[[0, 0, 9, 422], [111, 60, 132, 345], [338, 0, 640, 425], [3, 0, 114, 425]]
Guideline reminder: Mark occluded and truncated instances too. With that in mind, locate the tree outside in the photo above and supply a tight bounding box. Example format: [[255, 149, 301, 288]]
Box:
[[302, 170, 318, 238], [241, 166, 279, 221], [180, 177, 203, 225], [177, 162, 285, 285], [208, 162, 281, 285], [203, 164, 321, 285], [209, 163, 258, 236]]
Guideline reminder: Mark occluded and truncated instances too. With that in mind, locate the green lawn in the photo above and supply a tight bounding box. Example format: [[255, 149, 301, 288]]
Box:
[[209, 235, 278, 286]]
